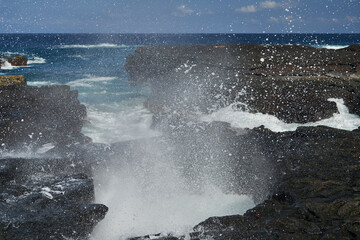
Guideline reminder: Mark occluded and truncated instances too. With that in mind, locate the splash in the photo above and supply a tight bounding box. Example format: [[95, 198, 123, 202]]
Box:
[[91, 137, 255, 240], [201, 98, 360, 132]]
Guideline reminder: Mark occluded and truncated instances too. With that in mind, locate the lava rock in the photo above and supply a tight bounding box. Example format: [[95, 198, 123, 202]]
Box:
[[0, 81, 88, 151], [0, 172, 108, 240], [7, 55, 27, 66], [124, 44, 360, 239], [126, 44, 360, 125]]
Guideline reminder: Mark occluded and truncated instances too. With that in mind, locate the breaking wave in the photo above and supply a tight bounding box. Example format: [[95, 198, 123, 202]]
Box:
[[59, 43, 130, 49], [314, 45, 349, 50], [202, 98, 360, 132], [28, 56, 46, 64], [67, 75, 117, 88]]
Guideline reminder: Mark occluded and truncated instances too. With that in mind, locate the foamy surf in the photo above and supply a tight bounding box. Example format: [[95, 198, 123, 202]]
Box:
[[27, 81, 57, 86], [69, 55, 90, 60], [315, 45, 349, 50], [83, 103, 160, 143], [67, 76, 117, 88], [92, 179, 254, 240], [59, 43, 129, 49], [1, 60, 18, 70], [0, 60, 31, 70], [201, 98, 360, 132], [28, 56, 46, 64]]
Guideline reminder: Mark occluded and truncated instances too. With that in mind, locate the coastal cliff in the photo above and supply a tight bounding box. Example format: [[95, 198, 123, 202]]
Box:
[[125, 44, 360, 239], [126, 44, 360, 126], [0, 77, 107, 239]]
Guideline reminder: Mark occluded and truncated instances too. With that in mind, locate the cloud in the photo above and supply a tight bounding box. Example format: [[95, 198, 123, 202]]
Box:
[[346, 16, 360, 23], [269, 17, 279, 23], [260, 1, 279, 9], [236, 5, 257, 13], [236, 1, 283, 13], [175, 5, 194, 15]]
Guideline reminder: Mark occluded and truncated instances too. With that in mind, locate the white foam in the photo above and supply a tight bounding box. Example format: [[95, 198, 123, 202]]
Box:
[[69, 55, 89, 60], [1, 51, 23, 55], [28, 56, 46, 64], [1, 60, 18, 70], [92, 175, 253, 240], [67, 75, 116, 88], [0, 60, 31, 70], [201, 98, 360, 132], [27, 81, 57, 86], [59, 43, 129, 49], [315, 45, 349, 50], [83, 103, 160, 143]]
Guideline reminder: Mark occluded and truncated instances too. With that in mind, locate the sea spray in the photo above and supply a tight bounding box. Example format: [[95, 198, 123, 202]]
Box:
[[91, 136, 255, 240], [201, 98, 360, 132]]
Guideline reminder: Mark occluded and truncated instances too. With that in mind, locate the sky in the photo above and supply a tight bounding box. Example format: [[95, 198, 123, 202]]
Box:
[[0, 0, 359, 33]]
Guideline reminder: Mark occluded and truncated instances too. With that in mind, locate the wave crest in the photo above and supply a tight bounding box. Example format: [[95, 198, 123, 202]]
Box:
[[59, 43, 129, 49]]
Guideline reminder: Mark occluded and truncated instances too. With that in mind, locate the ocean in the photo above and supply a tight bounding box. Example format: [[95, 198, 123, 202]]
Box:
[[1, 33, 360, 239]]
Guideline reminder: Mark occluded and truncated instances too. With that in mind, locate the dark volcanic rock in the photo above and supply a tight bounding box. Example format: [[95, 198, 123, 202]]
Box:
[[0, 162, 108, 240], [7, 55, 27, 66], [188, 126, 360, 240], [0, 76, 108, 239], [0, 79, 88, 151], [125, 44, 360, 240], [126, 44, 360, 125]]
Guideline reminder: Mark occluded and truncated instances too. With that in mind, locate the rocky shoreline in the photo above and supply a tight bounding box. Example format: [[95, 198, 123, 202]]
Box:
[[0, 74, 108, 239], [125, 44, 360, 239], [1, 44, 360, 239]]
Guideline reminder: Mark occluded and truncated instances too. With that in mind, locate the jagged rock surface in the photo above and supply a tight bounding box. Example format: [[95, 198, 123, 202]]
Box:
[[0, 78, 88, 151], [0, 158, 108, 240], [0, 76, 108, 239], [7, 55, 27, 66], [125, 44, 360, 240], [126, 44, 360, 126]]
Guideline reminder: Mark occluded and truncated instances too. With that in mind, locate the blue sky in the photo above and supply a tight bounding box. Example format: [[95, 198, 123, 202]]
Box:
[[0, 0, 359, 33]]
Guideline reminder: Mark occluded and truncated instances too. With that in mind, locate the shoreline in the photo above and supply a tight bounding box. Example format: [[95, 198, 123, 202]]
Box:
[[1, 43, 360, 239]]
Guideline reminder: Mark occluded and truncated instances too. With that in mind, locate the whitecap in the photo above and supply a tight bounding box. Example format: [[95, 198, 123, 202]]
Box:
[[201, 98, 360, 132], [1, 60, 20, 70], [67, 76, 117, 88], [28, 56, 46, 64], [27, 81, 57, 86], [69, 55, 89, 60], [0, 51, 23, 56], [59, 43, 129, 49], [1, 59, 32, 70], [314, 45, 349, 50]]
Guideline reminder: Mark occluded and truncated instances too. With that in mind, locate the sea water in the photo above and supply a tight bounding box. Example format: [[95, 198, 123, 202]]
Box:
[[1, 33, 360, 239]]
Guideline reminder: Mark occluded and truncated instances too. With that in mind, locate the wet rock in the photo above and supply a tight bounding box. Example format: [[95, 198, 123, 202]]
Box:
[[184, 126, 360, 239], [124, 44, 360, 239], [0, 81, 88, 151], [7, 55, 27, 66], [126, 44, 360, 125], [0, 171, 108, 240], [0, 75, 27, 88]]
